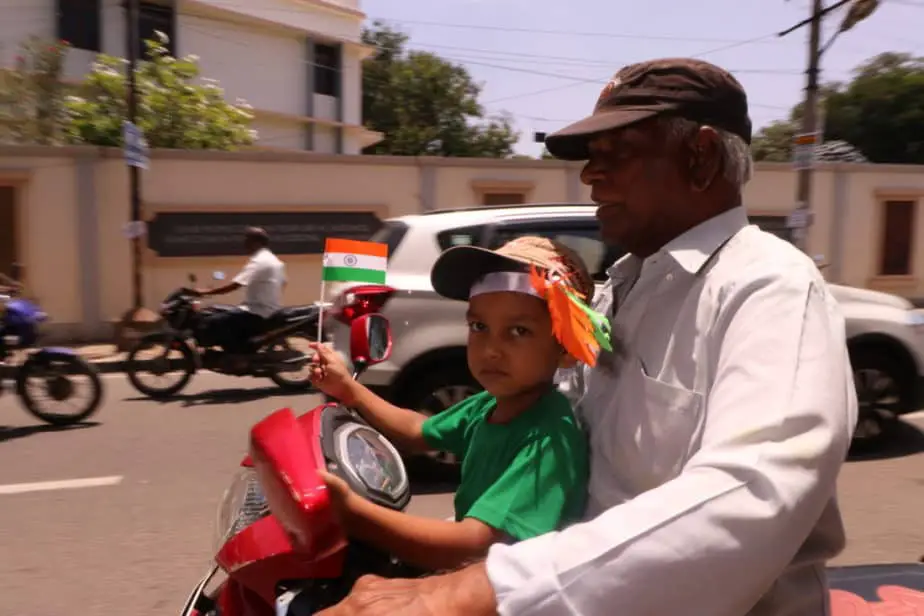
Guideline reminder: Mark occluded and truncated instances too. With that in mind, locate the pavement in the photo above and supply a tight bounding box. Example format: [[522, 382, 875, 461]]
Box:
[[0, 373, 922, 616]]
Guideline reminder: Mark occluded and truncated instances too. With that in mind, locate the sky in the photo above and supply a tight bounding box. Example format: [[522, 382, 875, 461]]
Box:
[[361, 0, 924, 157]]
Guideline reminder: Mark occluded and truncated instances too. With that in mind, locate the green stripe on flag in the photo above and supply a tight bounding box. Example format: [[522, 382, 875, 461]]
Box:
[[322, 266, 387, 283]]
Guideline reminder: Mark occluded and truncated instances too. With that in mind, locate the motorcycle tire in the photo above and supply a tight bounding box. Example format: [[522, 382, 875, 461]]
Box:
[[16, 352, 103, 426], [126, 334, 197, 399], [267, 332, 318, 392]]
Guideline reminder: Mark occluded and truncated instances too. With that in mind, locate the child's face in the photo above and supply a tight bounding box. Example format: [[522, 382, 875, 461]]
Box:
[[465, 291, 572, 399]]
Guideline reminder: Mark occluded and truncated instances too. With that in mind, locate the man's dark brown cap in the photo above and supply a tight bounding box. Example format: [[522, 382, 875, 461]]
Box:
[[544, 57, 752, 161]]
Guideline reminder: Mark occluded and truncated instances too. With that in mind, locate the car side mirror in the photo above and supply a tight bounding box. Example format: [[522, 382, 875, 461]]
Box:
[[349, 313, 392, 375]]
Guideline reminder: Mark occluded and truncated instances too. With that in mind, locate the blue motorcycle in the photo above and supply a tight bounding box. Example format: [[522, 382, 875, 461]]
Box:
[[1, 290, 103, 425]]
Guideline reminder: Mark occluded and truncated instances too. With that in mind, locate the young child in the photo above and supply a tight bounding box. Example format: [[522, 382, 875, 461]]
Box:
[[308, 235, 612, 571]]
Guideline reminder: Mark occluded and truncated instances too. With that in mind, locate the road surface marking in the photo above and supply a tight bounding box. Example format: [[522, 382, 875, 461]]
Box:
[[0, 475, 123, 495]]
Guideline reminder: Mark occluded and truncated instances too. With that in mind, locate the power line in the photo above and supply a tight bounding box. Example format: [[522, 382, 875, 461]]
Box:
[[481, 31, 780, 105], [371, 17, 786, 45]]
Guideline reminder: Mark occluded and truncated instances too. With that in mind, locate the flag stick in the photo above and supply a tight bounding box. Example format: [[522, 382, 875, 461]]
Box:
[[317, 280, 326, 343]]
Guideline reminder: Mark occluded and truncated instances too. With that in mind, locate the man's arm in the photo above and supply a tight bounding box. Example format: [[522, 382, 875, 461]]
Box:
[[201, 281, 242, 297], [480, 268, 855, 615], [199, 261, 255, 296]]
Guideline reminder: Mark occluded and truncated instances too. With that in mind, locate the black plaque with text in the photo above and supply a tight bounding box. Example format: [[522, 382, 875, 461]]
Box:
[[146, 211, 383, 257]]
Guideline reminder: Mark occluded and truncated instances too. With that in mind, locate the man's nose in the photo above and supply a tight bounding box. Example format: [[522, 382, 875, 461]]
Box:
[[580, 160, 605, 185]]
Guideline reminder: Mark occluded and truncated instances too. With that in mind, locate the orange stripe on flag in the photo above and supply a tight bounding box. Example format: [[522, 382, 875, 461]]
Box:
[[324, 238, 388, 258]]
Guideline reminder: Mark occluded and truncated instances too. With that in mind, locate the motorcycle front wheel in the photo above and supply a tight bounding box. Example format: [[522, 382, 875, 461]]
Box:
[[126, 334, 197, 399], [16, 352, 103, 425]]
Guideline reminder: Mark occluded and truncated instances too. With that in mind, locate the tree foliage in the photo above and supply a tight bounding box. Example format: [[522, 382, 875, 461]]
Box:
[[751, 52, 924, 164], [66, 34, 255, 149], [0, 34, 255, 150], [0, 37, 71, 145], [361, 21, 518, 157]]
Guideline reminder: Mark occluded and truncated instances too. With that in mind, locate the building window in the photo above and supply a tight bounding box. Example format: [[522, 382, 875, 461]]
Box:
[[481, 192, 526, 206], [56, 0, 101, 52], [314, 43, 341, 97], [879, 200, 916, 276], [138, 1, 176, 58]]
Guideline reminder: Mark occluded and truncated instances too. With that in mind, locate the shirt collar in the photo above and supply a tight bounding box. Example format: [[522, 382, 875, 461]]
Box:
[[607, 205, 749, 279]]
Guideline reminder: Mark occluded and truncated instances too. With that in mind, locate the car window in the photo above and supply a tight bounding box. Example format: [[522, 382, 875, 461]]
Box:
[[368, 221, 409, 261], [488, 220, 624, 282], [436, 225, 486, 251]]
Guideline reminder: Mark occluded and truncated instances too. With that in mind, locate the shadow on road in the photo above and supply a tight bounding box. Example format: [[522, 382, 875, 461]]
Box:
[[848, 418, 924, 462], [0, 421, 100, 444], [123, 386, 311, 408]]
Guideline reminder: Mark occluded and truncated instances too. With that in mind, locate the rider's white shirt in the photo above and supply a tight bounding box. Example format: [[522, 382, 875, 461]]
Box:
[[233, 248, 286, 318], [486, 206, 857, 616]]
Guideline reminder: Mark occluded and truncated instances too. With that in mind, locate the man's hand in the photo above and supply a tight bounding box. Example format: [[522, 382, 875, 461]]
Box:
[[315, 563, 498, 616]]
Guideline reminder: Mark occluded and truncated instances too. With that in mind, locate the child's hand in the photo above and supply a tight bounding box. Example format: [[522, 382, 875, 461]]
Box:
[[319, 470, 361, 530], [309, 342, 356, 403]]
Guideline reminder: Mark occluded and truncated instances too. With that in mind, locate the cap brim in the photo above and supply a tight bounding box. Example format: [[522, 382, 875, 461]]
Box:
[[430, 245, 529, 301], [544, 107, 665, 161]]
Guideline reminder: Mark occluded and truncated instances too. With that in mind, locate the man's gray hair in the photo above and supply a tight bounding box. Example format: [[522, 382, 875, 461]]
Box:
[[659, 116, 754, 187]]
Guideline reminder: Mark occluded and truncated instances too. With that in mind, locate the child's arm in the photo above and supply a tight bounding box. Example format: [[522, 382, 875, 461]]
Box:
[[309, 343, 430, 453], [341, 378, 430, 454], [322, 471, 508, 571]]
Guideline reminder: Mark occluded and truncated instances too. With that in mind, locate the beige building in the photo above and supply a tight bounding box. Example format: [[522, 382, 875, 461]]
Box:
[[1, 0, 380, 153], [1, 145, 923, 341]]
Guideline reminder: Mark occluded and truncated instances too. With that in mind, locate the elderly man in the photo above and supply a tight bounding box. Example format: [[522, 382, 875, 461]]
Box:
[[318, 58, 857, 616]]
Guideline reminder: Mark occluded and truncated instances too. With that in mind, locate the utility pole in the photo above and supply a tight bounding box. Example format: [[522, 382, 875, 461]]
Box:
[[124, 0, 146, 314], [116, 0, 156, 348], [779, 0, 880, 253], [791, 0, 824, 252]]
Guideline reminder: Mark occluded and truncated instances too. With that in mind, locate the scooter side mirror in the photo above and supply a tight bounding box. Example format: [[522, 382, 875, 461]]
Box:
[[349, 313, 392, 372]]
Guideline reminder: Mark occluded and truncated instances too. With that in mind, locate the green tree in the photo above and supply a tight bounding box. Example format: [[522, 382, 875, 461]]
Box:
[[361, 21, 518, 157], [64, 33, 255, 149], [0, 37, 70, 145], [823, 52, 924, 163], [751, 52, 924, 164]]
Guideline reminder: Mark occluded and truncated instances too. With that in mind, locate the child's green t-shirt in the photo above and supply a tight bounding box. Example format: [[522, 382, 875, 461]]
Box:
[[421, 388, 589, 541]]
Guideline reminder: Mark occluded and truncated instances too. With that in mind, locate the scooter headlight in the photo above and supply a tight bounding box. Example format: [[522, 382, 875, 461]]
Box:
[[214, 467, 270, 553]]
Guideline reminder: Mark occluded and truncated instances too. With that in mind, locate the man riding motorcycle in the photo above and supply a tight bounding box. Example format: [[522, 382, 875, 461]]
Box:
[[193, 227, 287, 371]]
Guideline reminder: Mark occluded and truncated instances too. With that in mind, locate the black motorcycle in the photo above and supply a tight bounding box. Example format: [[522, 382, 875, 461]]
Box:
[[125, 272, 323, 399]]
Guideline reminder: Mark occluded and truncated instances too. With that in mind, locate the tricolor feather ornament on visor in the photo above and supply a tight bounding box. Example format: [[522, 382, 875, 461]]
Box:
[[528, 265, 612, 367]]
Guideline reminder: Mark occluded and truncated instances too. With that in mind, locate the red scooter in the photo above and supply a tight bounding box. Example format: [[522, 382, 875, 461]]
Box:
[[180, 311, 924, 616], [180, 312, 415, 616]]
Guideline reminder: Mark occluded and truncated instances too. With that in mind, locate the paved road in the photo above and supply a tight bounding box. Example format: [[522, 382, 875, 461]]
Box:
[[0, 374, 922, 616]]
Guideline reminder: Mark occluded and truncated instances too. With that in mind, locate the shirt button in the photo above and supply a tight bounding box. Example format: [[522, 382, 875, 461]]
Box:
[[666, 273, 674, 281]]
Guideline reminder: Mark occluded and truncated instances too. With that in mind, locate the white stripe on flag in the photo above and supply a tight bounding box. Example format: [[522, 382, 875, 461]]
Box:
[[323, 252, 387, 272]]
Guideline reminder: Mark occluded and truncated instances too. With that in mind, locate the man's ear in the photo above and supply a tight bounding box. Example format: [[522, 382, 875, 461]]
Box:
[[688, 126, 722, 192]]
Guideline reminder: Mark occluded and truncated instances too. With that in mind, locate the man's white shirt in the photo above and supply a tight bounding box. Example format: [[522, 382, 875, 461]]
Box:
[[486, 206, 858, 616], [233, 248, 286, 318]]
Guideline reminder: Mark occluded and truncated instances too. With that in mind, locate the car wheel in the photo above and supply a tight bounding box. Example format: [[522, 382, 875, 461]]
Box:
[[849, 347, 909, 453], [397, 362, 482, 473]]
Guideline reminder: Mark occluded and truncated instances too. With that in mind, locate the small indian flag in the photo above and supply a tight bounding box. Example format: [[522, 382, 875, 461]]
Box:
[[322, 238, 388, 284]]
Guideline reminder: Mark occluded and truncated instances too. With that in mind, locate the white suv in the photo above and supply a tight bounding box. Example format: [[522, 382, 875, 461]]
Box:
[[328, 204, 924, 465]]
